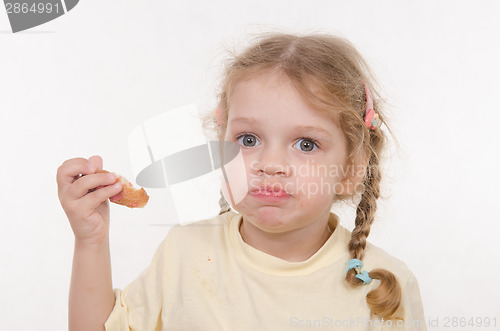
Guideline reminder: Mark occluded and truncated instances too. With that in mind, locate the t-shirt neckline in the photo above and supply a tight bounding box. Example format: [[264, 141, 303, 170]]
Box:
[[227, 211, 347, 276]]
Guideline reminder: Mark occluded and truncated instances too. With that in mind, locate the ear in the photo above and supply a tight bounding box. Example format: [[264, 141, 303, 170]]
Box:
[[214, 107, 223, 126], [336, 153, 370, 196]]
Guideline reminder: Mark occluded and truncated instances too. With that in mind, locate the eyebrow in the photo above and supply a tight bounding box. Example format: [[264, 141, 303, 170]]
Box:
[[229, 117, 332, 138], [229, 117, 262, 125]]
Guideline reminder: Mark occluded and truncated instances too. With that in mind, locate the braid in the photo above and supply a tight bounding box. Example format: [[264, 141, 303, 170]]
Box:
[[218, 189, 231, 215], [347, 151, 380, 260], [345, 139, 402, 319]]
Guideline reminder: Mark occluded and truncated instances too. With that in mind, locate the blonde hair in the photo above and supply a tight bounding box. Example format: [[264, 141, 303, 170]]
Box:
[[202, 32, 402, 319]]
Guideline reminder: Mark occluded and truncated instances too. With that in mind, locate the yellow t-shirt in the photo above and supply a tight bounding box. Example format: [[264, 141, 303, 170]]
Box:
[[105, 211, 427, 330]]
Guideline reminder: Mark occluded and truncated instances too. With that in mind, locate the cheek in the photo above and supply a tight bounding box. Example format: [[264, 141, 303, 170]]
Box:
[[294, 165, 342, 200], [296, 188, 334, 209], [298, 196, 312, 208], [220, 147, 250, 206]]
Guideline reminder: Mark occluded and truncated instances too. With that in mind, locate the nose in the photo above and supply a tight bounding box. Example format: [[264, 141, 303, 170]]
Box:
[[253, 144, 290, 177]]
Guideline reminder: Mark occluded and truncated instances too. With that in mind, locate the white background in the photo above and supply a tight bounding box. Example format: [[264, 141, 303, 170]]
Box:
[[1, 1, 499, 330]]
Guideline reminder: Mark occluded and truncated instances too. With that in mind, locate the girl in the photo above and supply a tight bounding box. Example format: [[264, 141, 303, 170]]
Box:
[[57, 32, 426, 330]]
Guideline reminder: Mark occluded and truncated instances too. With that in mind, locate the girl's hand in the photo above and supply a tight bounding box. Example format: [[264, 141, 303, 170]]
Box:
[[56, 155, 123, 245]]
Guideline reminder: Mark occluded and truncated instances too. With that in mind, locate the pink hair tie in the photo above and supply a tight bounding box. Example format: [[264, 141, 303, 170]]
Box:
[[363, 82, 381, 130]]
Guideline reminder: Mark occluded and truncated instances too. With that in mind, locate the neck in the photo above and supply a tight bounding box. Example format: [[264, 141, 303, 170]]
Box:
[[239, 213, 334, 262]]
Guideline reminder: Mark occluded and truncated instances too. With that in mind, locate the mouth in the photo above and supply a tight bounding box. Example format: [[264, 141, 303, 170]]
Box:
[[249, 185, 291, 201]]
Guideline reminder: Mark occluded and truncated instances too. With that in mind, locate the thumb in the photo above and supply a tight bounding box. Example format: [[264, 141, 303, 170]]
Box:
[[88, 155, 103, 171]]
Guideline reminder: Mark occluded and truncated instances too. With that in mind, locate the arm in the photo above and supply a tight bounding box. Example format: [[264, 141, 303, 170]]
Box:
[[56, 156, 123, 330], [69, 238, 115, 331], [402, 273, 427, 330]]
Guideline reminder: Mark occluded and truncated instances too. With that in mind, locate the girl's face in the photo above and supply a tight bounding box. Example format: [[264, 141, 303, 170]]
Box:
[[223, 71, 350, 234]]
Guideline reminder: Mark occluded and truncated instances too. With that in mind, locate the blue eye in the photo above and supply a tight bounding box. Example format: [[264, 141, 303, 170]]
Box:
[[294, 138, 318, 152], [236, 134, 260, 147], [235, 134, 318, 152]]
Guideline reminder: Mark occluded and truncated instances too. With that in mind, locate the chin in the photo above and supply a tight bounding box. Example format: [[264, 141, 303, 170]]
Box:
[[240, 207, 293, 232]]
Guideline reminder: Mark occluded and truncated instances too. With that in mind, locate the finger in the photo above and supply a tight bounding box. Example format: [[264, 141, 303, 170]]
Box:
[[69, 171, 118, 201], [56, 158, 97, 194], [80, 179, 123, 211], [88, 155, 103, 171]]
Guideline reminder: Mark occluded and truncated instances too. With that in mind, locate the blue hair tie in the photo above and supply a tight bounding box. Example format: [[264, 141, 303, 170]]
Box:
[[355, 270, 372, 284], [347, 258, 362, 272], [346, 258, 372, 285]]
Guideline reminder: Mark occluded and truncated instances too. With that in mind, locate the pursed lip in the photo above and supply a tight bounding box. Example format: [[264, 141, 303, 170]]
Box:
[[250, 185, 290, 197]]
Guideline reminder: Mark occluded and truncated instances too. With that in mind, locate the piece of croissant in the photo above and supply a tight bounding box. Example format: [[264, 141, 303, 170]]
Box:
[[92, 169, 149, 208]]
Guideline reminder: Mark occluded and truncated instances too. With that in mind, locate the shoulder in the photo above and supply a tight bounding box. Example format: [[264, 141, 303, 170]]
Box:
[[365, 240, 416, 284], [160, 211, 237, 251], [168, 211, 234, 236]]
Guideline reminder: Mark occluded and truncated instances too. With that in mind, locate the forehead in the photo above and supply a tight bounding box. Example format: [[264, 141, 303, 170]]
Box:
[[227, 72, 341, 133]]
